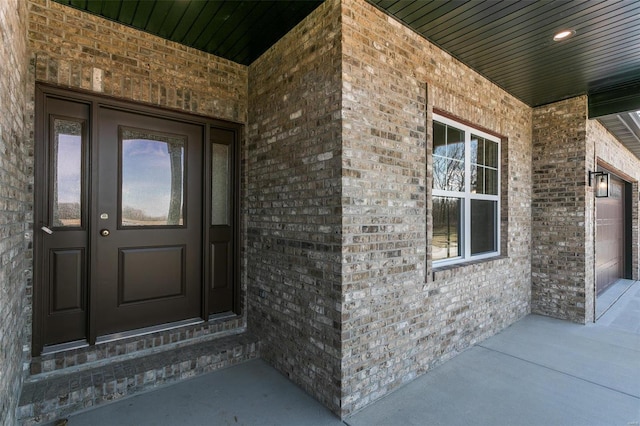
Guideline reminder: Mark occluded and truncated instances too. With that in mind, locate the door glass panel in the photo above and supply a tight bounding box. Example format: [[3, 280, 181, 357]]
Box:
[[212, 143, 230, 225], [121, 127, 185, 226], [53, 119, 83, 227]]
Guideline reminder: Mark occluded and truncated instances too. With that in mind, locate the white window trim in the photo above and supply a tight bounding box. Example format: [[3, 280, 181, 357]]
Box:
[[432, 113, 501, 267]]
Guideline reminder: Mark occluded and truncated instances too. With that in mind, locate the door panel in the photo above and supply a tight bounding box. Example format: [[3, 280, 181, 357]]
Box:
[[50, 249, 85, 311], [596, 175, 624, 295], [94, 107, 203, 336], [39, 97, 90, 348], [119, 246, 185, 304]]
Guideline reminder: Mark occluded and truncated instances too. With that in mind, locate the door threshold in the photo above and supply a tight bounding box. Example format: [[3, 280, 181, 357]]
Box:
[[96, 318, 204, 345], [41, 340, 90, 356]]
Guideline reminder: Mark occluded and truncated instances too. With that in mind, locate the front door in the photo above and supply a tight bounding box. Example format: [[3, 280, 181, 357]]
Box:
[[93, 107, 203, 336], [34, 88, 217, 353]]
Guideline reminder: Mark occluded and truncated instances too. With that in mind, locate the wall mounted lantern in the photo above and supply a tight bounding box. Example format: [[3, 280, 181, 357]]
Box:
[[589, 171, 610, 198]]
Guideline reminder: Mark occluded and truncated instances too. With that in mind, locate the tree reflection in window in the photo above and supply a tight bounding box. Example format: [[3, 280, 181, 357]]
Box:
[[433, 196, 461, 261], [121, 128, 185, 226], [433, 121, 465, 191]]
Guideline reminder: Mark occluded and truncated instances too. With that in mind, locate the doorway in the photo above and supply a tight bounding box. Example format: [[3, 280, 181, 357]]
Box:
[[33, 85, 239, 355], [595, 170, 632, 304]]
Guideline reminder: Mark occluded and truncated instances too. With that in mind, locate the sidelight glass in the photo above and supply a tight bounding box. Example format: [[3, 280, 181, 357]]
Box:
[[120, 128, 185, 226], [211, 143, 230, 225], [53, 119, 83, 227]]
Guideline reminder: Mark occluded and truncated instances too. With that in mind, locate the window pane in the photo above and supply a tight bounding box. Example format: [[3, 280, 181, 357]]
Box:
[[485, 168, 498, 195], [446, 126, 464, 160], [53, 119, 82, 227], [433, 196, 461, 261], [471, 135, 484, 166], [433, 156, 447, 190], [212, 143, 230, 225], [447, 159, 465, 191], [470, 137, 478, 164], [485, 140, 498, 168], [471, 199, 496, 255], [471, 166, 484, 194], [433, 121, 446, 157], [121, 128, 185, 226]]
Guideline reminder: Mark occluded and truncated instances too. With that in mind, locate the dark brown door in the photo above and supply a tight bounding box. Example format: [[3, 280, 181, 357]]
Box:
[[596, 175, 625, 295], [36, 97, 91, 348], [93, 107, 203, 336]]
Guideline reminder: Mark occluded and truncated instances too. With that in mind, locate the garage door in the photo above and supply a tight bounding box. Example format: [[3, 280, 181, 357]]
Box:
[[595, 174, 625, 295]]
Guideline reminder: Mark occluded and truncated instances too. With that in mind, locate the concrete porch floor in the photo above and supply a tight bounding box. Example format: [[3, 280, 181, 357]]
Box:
[[58, 280, 640, 426]]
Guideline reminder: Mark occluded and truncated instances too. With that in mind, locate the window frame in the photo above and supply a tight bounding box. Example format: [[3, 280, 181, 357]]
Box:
[[432, 113, 501, 267]]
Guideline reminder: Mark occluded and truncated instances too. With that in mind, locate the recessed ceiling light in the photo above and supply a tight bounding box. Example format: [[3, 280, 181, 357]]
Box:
[[553, 30, 575, 41]]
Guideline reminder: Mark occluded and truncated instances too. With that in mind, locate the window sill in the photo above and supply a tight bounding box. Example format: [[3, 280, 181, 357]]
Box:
[[431, 255, 508, 282]]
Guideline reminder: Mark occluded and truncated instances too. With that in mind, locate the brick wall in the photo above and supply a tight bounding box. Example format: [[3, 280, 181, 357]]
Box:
[[0, 0, 30, 423], [246, 0, 343, 413], [28, 0, 247, 123], [532, 97, 591, 323], [340, 0, 532, 416]]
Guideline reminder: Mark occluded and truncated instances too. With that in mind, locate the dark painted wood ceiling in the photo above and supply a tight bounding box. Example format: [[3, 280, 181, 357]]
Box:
[[53, 0, 640, 152], [370, 0, 640, 109], [52, 0, 324, 67]]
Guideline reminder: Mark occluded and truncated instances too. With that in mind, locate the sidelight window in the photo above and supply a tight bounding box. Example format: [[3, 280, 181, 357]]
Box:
[[432, 114, 500, 265]]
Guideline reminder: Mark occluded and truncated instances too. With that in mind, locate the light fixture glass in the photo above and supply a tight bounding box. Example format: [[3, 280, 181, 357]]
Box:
[[589, 171, 609, 198], [553, 30, 575, 41]]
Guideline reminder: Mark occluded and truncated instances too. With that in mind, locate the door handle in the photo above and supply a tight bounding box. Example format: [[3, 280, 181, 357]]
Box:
[[41, 226, 53, 235], [100, 229, 110, 237]]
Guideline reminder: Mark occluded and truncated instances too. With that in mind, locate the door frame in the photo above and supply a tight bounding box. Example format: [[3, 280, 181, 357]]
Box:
[[33, 83, 242, 355]]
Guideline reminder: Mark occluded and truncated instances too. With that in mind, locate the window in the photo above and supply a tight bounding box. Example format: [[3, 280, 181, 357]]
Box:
[[432, 114, 500, 265]]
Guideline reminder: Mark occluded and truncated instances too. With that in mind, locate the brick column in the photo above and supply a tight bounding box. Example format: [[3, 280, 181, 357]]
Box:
[[532, 97, 592, 323]]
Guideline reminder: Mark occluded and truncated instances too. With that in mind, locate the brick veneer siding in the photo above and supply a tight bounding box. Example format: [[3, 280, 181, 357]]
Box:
[[532, 97, 592, 323], [246, 0, 343, 413], [0, 0, 30, 423], [27, 0, 247, 123], [589, 119, 640, 281], [340, 0, 532, 416]]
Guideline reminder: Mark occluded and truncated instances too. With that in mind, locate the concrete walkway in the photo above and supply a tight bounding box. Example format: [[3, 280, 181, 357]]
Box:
[[61, 281, 640, 426]]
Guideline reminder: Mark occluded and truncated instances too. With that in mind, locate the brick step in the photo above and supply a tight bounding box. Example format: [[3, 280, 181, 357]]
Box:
[[18, 332, 260, 425], [30, 315, 245, 377]]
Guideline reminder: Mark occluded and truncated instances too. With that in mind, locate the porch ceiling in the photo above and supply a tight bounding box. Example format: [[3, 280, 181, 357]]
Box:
[[52, 0, 640, 155]]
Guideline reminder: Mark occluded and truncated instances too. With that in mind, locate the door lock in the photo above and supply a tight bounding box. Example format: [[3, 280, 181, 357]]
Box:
[[100, 229, 110, 237]]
